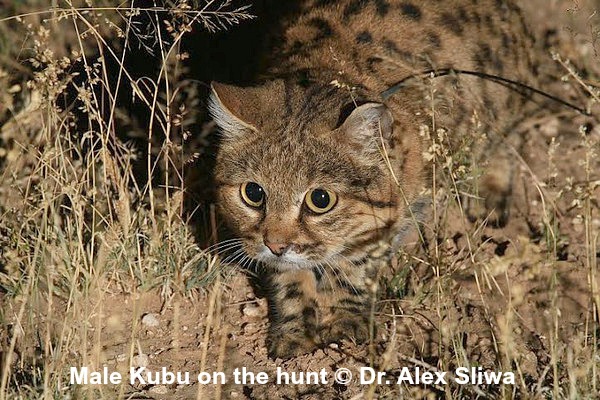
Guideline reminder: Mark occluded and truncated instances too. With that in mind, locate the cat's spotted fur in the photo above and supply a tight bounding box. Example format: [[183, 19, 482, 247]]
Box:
[[209, 0, 541, 358]]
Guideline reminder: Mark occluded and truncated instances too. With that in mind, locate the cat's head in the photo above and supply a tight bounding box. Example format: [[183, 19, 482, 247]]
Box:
[[209, 80, 424, 271]]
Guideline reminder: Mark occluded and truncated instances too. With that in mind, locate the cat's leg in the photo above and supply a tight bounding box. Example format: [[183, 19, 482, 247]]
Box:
[[465, 129, 524, 227], [266, 269, 320, 359], [315, 262, 373, 345], [466, 151, 513, 227]]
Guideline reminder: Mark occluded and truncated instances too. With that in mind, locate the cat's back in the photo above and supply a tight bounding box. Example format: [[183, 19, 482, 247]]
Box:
[[272, 0, 538, 94]]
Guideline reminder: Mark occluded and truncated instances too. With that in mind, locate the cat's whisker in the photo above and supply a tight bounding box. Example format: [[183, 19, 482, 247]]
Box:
[[239, 254, 257, 273], [222, 252, 259, 282], [212, 243, 245, 257], [203, 238, 242, 252], [315, 262, 339, 296], [203, 238, 244, 254], [336, 253, 360, 268], [231, 251, 252, 270], [205, 242, 246, 264], [326, 256, 362, 296], [331, 242, 360, 259], [244, 258, 262, 278], [322, 260, 347, 296], [223, 249, 260, 279], [221, 248, 246, 266], [223, 262, 240, 281]]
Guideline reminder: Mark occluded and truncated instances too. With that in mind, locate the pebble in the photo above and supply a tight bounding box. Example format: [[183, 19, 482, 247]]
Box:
[[149, 385, 169, 394], [132, 353, 149, 368], [142, 313, 160, 327], [242, 303, 262, 318], [539, 117, 559, 138]]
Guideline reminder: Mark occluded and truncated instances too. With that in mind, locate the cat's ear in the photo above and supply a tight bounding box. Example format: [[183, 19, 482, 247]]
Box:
[[209, 81, 285, 139], [336, 102, 394, 150], [209, 82, 259, 139]]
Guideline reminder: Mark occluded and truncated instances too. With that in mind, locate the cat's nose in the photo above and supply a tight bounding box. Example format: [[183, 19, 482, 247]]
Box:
[[264, 240, 290, 256]]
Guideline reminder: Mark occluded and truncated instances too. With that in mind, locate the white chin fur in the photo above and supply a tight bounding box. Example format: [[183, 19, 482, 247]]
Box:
[[255, 248, 312, 271]]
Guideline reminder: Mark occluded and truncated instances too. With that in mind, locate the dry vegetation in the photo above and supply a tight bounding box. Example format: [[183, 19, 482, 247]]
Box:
[[0, 1, 599, 399]]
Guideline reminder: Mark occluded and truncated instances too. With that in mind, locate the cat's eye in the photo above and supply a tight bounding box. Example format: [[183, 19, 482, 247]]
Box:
[[240, 182, 265, 208], [304, 188, 337, 214]]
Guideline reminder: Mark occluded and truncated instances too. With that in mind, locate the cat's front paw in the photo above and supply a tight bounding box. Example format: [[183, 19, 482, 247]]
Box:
[[267, 333, 319, 359], [465, 171, 511, 228], [319, 314, 371, 345], [465, 189, 510, 228]]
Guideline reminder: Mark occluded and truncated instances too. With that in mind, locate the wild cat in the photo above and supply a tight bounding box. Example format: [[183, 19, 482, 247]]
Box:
[[208, 0, 541, 358]]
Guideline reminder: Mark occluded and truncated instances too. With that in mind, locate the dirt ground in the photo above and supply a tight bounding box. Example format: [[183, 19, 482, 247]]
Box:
[[1, 0, 599, 399]]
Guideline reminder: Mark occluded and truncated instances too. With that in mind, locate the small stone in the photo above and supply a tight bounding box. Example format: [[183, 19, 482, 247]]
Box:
[[149, 385, 169, 394], [514, 326, 523, 335], [132, 353, 149, 368], [116, 353, 127, 363], [106, 315, 121, 329], [241, 322, 258, 335], [142, 313, 160, 327], [242, 303, 262, 318], [539, 117, 559, 138]]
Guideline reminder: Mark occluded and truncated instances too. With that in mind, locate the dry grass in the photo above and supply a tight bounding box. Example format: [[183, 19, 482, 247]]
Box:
[[0, 1, 251, 398], [0, 1, 599, 399]]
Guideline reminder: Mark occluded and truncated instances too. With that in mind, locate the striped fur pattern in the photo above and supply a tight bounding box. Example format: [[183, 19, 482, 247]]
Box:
[[209, 0, 539, 358]]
